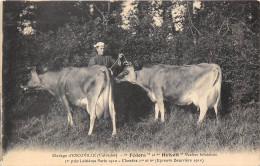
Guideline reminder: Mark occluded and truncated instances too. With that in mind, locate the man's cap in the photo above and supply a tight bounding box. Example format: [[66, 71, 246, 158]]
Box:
[[94, 42, 105, 48]]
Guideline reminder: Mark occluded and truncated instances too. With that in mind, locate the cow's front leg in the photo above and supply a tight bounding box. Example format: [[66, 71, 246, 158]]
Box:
[[68, 112, 73, 126], [61, 96, 74, 126], [155, 103, 159, 120], [154, 89, 165, 122]]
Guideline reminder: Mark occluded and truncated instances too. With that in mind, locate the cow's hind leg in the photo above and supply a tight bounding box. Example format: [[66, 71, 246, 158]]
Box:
[[214, 88, 221, 123], [213, 96, 220, 123], [87, 73, 104, 135], [197, 105, 207, 124], [197, 97, 209, 124], [87, 96, 98, 135], [60, 96, 74, 126], [208, 88, 220, 123], [88, 113, 96, 135]]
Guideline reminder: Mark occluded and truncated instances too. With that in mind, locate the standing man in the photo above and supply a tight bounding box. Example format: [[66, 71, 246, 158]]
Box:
[[88, 42, 128, 120], [88, 42, 125, 76]]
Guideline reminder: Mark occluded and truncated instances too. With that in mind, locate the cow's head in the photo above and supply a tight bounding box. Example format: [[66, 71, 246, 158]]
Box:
[[21, 67, 42, 90], [27, 67, 42, 88], [115, 61, 143, 84]]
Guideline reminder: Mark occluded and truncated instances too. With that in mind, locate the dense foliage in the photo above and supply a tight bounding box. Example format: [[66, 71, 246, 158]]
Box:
[[4, 1, 259, 106]]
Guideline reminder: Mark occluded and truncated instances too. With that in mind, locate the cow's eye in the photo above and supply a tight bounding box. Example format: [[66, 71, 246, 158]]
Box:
[[123, 70, 129, 75]]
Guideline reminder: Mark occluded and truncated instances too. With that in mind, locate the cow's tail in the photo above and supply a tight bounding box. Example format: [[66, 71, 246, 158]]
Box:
[[212, 64, 222, 116], [100, 67, 110, 118], [95, 67, 110, 119], [103, 67, 116, 135]]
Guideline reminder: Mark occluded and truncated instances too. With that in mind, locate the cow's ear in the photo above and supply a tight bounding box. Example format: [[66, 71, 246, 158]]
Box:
[[133, 61, 143, 71], [36, 65, 49, 74], [31, 66, 36, 72]]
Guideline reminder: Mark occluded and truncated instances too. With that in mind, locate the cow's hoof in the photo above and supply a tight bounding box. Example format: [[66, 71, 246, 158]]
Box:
[[111, 132, 116, 137], [158, 118, 165, 123], [67, 124, 73, 130], [197, 121, 204, 127], [215, 119, 221, 125]]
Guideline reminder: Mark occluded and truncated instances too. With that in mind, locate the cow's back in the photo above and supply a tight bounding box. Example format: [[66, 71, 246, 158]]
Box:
[[63, 66, 108, 107], [151, 63, 219, 104]]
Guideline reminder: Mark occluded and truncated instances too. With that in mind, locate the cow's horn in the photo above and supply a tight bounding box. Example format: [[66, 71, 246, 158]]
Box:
[[20, 85, 28, 90]]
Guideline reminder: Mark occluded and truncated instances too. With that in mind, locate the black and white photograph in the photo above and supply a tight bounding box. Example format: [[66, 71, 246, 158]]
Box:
[[1, 0, 259, 165]]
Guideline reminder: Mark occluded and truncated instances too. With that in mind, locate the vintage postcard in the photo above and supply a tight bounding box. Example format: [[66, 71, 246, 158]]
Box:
[[1, 1, 259, 165]]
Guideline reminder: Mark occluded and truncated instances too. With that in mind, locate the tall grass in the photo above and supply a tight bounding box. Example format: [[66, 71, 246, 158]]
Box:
[[4, 96, 259, 153]]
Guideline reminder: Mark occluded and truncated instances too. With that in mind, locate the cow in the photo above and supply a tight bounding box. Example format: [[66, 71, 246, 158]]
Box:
[[23, 65, 116, 135], [115, 63, 222, 124]]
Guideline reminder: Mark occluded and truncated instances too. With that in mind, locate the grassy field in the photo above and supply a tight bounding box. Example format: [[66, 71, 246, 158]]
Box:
[[4, 87, 259, 154]]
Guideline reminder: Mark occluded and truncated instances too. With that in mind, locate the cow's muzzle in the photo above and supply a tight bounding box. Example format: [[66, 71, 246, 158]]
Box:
[[115, 78, 122, 83]]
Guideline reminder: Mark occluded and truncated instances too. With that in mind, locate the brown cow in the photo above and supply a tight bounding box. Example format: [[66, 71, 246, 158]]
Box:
[[24, 65, 116, 135], [115, 63, 222, 124]]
